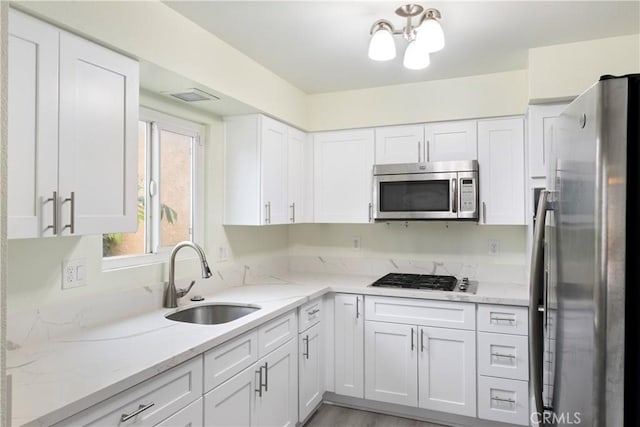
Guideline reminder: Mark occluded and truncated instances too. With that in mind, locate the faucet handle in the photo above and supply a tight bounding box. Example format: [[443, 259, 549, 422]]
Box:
[[176, 280, 196, 299]]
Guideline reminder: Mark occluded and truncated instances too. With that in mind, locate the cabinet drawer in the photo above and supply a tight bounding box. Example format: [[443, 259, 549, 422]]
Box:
[[55, 356, 203, 426], [478, 376, 529, 426], [258, 311, 297, 358], [204, 330, 259, 392], [365, 296, 475, 330], [155, 397, 203, 427], [299, 298, 322, 332], [477, 304, 528, 335], [478, 332, 529, 380]]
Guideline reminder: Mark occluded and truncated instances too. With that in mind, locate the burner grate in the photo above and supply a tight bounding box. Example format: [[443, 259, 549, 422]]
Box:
[[371, 273, 458, 291]]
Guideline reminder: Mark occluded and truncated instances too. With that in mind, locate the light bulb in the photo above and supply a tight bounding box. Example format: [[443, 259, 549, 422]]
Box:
[[403, 40, 430, 70], [368, 25, 396, 61], [416, 17, 445, 53]]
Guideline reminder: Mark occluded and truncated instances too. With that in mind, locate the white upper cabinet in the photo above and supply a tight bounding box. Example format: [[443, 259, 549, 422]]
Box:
[[58, 32, 139, 236], [374, 124, 424, 164], [8, 10, 59, 239], [313, 129, 375, 223], [8, 9, 139, 238], [287, 126, 310, 223], [425, 120, 477, 162], [477, 117, 525, 225], [260, 116, 289, 225], [225, 114, 310, 226], [527, 103, 568, 178]]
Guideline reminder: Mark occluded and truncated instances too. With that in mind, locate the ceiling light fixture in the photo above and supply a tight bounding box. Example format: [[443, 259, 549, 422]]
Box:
[[368, 4, 444, 71]]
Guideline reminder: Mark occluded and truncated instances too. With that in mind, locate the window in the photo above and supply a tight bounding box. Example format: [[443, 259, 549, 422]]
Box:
[[103, 108, 204, 267]]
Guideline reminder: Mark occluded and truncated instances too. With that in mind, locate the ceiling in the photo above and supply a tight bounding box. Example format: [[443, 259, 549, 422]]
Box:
[[165, 1, 639, 94]]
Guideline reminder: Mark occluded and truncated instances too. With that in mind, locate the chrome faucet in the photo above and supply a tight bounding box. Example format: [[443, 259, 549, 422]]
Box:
[[163, 241, 213, 308]]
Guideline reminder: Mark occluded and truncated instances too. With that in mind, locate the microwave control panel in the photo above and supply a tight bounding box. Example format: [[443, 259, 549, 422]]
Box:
[[460, 178, 476, 212]]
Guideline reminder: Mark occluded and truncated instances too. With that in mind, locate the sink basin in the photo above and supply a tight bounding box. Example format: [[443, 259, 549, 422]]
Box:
[[166, 304, 260, 325]]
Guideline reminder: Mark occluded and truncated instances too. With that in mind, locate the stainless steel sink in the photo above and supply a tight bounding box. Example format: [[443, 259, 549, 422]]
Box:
[[165, 304, 260, 325]]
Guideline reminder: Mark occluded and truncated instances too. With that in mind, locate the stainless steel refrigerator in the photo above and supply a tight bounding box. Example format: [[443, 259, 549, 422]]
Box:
[[529, 74, 640, 426]]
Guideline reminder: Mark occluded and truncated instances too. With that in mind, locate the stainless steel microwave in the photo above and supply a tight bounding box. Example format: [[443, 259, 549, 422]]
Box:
[[372, 160, 479, 221]]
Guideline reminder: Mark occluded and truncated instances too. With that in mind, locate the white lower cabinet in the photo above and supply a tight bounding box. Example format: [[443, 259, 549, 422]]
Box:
[[156, 398, 203, 427], [364, 321, 417, 406], [334, 293, 364, 398], [298, 299, 324, 422], [204, 337, 298, 427], [478, 376, 530, 426], [418, 327, 476, 417], [54, 357, 203, 426]]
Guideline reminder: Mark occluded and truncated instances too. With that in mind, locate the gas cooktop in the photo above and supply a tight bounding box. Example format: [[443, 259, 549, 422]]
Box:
[[370, 273, 475, 293]]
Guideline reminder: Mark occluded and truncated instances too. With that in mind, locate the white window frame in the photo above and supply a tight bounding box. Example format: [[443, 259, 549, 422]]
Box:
[[103, 107, 205, 270]]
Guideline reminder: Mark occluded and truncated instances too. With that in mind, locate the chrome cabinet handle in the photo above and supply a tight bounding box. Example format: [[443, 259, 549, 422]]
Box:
[[63, 192, 75, 234], [491, 396, 516, 405], [303, 335, 310, 359], [452, 178, 458, 213], [308, 308, 320, 316], [264, 203, 270, 224], [368, 202, 373, 222], [420, 329, 424, 352], [482, 201, 487, 224], [410, 327, 415, 351], [426, 140, 430, 161], [263, 362, 268, 392], [45, 191, 58, 235], [418, 141, 422, 162], [290, 202, 296, 223], [120, 403, 155, 422], [491, 316, 516, 324], [355, 296, 360, 319], [255, 367, 263, 396], [491, 352, 516, 359]]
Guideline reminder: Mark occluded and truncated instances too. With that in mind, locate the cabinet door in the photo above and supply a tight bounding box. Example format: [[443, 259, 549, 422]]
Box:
[[527, 104, 568, 178], [418, 327, 476, 417], [254, 338, 298, 427], [288, 127, 308, 224], [313, 129, 374, 223], [425, 120, 477, 162], [261, 116, 288, 225], [334, 294, 364, 398], [156, 398, 203, 427], [204, 362, 257, 427], [375, 125, 424, 164], [8, 10, 59, 239], [364, 321, 418, 407], [299, 323, 323, 422], [477, 118, 525, 225], [58, 31, 139, 235]]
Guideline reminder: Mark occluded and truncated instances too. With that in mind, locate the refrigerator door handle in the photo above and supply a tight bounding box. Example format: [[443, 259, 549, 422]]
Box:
[[529, 190, 553, 425]]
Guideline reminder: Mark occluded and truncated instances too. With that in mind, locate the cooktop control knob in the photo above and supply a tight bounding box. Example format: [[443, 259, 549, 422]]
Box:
[[459, 277, 469, 292]]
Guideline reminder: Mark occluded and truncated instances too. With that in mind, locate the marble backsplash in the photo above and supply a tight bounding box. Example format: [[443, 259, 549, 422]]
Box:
[[7, 254, 526, 350], [288, 254, 526, 284]]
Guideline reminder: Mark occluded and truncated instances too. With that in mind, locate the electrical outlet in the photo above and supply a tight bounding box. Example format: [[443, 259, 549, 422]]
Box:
[[218, 246, 229, 262], [352, 236, 361, 251], [488, 239, 500, 255], [62, 258, 87, 289]]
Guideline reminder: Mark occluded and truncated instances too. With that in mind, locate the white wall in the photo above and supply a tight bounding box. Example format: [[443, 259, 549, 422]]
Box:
[[528, 34, 640, 102], [6, 92, 289, 314], [306, 70, 529, 131]]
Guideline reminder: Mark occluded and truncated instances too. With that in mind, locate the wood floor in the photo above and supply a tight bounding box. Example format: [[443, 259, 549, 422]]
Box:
[[304, 404, 449, 427]]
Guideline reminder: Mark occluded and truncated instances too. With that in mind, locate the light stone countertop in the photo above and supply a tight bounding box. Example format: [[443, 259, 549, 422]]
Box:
[[8, 274, 529, 426]]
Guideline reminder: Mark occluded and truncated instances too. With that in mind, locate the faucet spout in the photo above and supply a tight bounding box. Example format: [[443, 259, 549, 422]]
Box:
[[163, 241, 212, 308]]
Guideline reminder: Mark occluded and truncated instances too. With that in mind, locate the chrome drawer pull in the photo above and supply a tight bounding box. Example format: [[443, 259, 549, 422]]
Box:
[[308, 308, 320, 315], [120, 403, 155, 422], [44, 191, 58, 235], [492, 396, 516, 405], [491, 352, 516, 359], [303, 335, 310, 359], [490, 316, 515, 324]]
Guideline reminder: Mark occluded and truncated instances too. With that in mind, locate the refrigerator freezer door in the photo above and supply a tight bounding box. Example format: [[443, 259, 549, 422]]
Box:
[[551, 77, 629, 426]]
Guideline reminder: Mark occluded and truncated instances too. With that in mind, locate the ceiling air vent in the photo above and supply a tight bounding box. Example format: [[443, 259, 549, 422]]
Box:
[[167, 88, 220, 102]]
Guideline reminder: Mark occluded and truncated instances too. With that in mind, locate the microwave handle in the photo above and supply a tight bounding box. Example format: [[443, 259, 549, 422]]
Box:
[[451, 178, 458, 213]]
